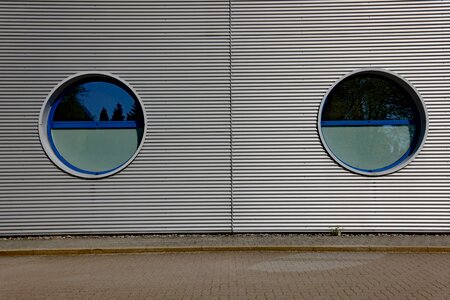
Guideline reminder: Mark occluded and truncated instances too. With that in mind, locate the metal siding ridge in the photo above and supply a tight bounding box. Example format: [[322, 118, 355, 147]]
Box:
[[0, 0, 232, 234], [1, 0, 450, 234], [231, 0, 450, 232]]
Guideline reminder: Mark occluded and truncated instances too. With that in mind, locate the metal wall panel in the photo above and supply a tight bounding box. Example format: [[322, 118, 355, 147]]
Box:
[[0, 1, 232, 234], [1, 0, 450, 235], [231, 0, 450, 232]]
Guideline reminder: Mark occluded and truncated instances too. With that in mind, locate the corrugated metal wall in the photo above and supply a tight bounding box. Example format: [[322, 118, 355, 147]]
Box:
[[232, 0, 450, 232], [0, 0, 232, 234], [0, 0, 449, 234]]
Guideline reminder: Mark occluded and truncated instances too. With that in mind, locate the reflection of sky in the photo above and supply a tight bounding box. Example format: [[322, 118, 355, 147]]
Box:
[[78, 81, 134, 120]]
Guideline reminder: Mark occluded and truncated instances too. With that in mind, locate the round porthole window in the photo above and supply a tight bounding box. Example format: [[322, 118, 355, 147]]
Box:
[[39, 73, 146, 178], [318, 69, 427, 176]]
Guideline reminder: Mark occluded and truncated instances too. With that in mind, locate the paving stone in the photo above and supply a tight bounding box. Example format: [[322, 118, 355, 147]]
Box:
[[1, 251, 450, 299]]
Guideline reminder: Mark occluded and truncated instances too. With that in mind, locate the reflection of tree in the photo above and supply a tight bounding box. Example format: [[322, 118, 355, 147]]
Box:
[[99, 107, 109, 121], [323, 74, 417, 121], [53, 85, 94, 121], [111, 103, 125, 121], [126, 101, 144, 146], [126, 101, 144, 122]]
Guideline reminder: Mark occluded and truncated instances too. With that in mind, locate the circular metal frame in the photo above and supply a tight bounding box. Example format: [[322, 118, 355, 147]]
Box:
[[39, 72, 147, 179], [317, 68, 428, 176]]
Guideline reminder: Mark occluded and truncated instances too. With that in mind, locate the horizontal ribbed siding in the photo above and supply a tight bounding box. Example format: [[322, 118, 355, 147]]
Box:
[[231, 0, 450, 232], [1, 0, 450, 234], [0, 0, 232, 234]]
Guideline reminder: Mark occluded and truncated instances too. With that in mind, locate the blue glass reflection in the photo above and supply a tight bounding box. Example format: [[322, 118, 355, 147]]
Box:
[[52, 80, 144, 123]]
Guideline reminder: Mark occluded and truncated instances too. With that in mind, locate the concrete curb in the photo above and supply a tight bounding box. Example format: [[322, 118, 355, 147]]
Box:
[[1, 245, 450, 256]]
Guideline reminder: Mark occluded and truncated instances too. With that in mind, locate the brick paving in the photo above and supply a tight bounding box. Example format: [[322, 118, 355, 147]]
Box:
[[1, 251, 449, 299]]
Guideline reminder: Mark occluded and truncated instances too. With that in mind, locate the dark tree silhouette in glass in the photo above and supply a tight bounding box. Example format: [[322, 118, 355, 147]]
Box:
[[126, 101, 144, 122], [126, 101, 145, 145], [322, 74, 417, 121], [53, 85, 94, 121], [111, 103, 125, 121], [99, 107, 109, 121]]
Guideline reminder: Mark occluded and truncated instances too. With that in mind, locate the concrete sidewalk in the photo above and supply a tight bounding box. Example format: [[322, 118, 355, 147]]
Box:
[[1, 233, 450, 255]]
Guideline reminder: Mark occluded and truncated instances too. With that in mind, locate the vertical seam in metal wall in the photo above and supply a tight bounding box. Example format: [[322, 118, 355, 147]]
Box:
[[2, 1, 449, 234], [229, 0, 234, 233]]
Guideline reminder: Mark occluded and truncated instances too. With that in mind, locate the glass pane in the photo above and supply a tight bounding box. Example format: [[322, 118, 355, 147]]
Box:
[[322, 74, 419, 122], [52, 80, 144, 124], [51, 128, 144, 173], [322, 125, 415, 171]]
